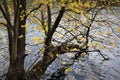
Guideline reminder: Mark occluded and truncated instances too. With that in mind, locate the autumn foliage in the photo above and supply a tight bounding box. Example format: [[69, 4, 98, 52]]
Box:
[[0, 0, 120, 80]]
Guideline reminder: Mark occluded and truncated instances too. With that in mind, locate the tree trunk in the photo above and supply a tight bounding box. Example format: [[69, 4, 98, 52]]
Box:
[[5, 0, 26, 80], [5, 22, 26, 80], [25, 52, 56, 80], [5, 25, 26, 80]]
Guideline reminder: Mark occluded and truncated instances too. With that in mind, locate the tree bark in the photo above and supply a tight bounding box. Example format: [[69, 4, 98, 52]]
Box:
[[5, 0, 26, 80], [24, 6, 66, 80], [25, 52, 56, 80]]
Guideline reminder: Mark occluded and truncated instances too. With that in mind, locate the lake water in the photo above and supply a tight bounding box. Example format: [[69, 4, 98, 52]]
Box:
[[0, 8, 120, 80]]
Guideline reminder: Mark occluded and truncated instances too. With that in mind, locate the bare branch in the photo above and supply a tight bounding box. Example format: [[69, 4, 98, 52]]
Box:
[[47, 5, 51, 34], [0, 4, 12, 28], [45, 6, 65, 46], [0, 22, 7, 27], [26, 4, 42, 18]]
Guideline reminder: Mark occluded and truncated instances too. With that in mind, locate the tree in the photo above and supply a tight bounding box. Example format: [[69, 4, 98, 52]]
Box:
[[0, 0, 120, 80]]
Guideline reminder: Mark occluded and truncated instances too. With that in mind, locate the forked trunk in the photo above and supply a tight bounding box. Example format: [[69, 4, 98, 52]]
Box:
[[5, 0, 26, 79], [5, 27, 26, 80], [25, 52, 56, 80]]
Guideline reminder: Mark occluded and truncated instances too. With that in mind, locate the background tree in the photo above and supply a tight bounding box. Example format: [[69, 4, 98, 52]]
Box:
[[0, 0, 120, 80]]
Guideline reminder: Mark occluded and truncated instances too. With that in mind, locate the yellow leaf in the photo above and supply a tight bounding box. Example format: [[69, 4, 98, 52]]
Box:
[[34, 25, 45, 33], [97, 42, 105, 49], [20, 15, 24, 21], [19, 5, 22, 8], [71, 48, 77, 51], [82, 52, 86, 56], [66, 22, 70, 27], [84, 2, 90, 8], [96, 32, 102, 35], [73, 39, 77, 43], [74, 21, 79, 26], [116, 27, 120, 32], [56, 53, 60, 57], [21, 25, 25, 28], [68, 52, 72, 57], [64, 67, 72, 73], [61, 3, 65, 7], [61, 61, 66, 65], [82, 45, 87, 49], [65, 46, 69, 50], [110, 42, 115, 48], [18, 35, 23, 38], [32, 36, 41, 44], [80, 37, 85, 42], [88, 43, 96, 48]]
